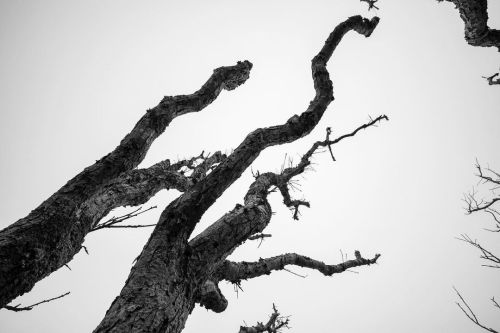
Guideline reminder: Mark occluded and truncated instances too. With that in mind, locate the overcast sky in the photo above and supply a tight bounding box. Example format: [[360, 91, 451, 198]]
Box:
[[1, 0, 500, 332]]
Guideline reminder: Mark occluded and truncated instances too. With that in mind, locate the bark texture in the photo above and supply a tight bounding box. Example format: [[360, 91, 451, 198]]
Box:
[[0, 61, 252, 308], [440, 0, 500, 50], [92, 15, 381, 333]]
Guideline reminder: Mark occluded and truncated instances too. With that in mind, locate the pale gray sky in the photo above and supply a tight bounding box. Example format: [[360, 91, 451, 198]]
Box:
[[1, 0, 500, 332]]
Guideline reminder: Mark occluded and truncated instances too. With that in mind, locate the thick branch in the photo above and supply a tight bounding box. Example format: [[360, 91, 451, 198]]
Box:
[[93, 16, 380, 333], [189, 115, 388, 268], [218, 251, 380, 283], [439, 0, 500, 50], [0, 60, 247, 308], [158, 15, 380, 242], [81, 151, 226, 232]]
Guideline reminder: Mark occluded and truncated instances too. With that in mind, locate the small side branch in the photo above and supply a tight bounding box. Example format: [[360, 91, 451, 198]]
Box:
[[464, 161, 500, 231], [457, 234, 500, 268], [438, 0, 500, 50], [482, 72, 500, 85], [91, 206, 157, 231], [219, 251, 380, 283], [360, 0, 379, 10], [454, 287, 499, 333], [197, 280, 228, 313], [273, 115, 388, 219], [4, 292, 70, 312], [239, 304, 290, 333]]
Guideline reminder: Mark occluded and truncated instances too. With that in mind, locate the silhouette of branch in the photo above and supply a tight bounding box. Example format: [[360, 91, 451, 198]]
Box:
[[4, 292, 70, 312], [457, 234, 500, 268], [239, 304, 290, 333], [360, 0, 379, 10], [482, 72, 500, 85], [219, 251, 380, 283], [454, 287, 499, 333], [91, 206, 157, 231]]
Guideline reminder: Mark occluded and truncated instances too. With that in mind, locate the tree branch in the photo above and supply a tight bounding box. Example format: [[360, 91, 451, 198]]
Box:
[[457, 234, 500, 268], [94, 16, 381, 332], [80, 151, 226, 232], [360, 0, 379, 10], [454, 287, 499, 333], [3, 292, 70, 312], [90, 206, 157, 231], [439, 0, 500, 50], [196, 280, 228, 313], [239, 304, 290, 333], [0, 60, 250, 308], [218, 251, 380, 283], [156, 15, 381, 242], [482, 72, 500, 85], [189, 115, 388, 265]]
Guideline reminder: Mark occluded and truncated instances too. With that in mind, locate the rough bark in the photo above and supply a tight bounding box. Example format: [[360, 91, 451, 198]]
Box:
[[0, 62, 251, 308], [440, 0, 500, 50], [92, 15, 380, 333]]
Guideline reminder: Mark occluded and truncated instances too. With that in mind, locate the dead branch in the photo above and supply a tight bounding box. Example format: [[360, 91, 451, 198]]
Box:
[[0, 60, 251, 308], [219, 251, 380, 283], [239, 304, 290, 333], [4, 292, 70, 312], [457, 234, 500, 268], [189, 115, 388, 264], [464, 161, 500, 231], [274, 114, 388, 219], [94, 16, 382, 331], [360, 0, 379, 10], [482, 72, 500, 85], [438, 0, 500, 50], [91, 206, 157, 231], [438, 0, 500, 83], [454, 287, 499, 333]]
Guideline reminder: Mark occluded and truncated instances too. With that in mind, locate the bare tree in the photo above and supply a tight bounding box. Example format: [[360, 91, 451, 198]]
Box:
[[455, 161, 500, 332], [0, 15, 384, 333], [438, 0, 500, 84]]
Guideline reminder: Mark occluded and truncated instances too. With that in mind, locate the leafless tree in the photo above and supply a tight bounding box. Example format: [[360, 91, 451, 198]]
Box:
[[0, 16, 384, 333], [438, 0, 500, 84], [456, 161, 500, 332]]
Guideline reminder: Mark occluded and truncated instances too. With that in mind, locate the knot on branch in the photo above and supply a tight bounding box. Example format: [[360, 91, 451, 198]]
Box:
[[197, 280, 228, 313], [352, 16, 380, 37]]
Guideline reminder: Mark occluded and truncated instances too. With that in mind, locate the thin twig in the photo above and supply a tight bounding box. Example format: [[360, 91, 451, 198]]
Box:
[[4, 292, 71, 312]]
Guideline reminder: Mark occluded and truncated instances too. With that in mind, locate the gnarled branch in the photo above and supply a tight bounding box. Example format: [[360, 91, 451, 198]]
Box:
[[218, 251, 380, 283], [439, 0, 500, 50], [93, 16, 381, 333]]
